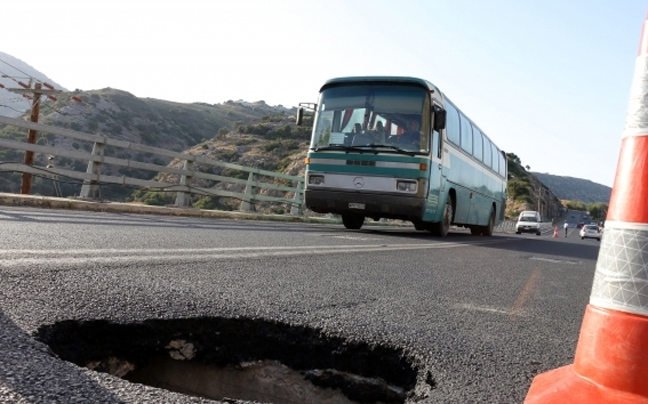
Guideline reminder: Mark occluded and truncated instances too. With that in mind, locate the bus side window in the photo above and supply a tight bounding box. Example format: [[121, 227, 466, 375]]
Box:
[[445, 102, 460, 146], [483, 137, 492, 167], [459, 114, 473, 154], [491, 144, 499, 172], [499, 152, 506, 177], [472, 127, 484, 162]]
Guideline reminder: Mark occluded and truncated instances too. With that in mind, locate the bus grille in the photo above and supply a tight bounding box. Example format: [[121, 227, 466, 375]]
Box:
[[346, 160, 376, 166]]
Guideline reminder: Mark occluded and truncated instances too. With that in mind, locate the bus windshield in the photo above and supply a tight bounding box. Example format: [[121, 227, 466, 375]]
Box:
[[310, 84, 429, 153]]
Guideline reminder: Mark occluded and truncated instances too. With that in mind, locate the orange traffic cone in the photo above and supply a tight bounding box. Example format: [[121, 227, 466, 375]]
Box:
[[525, 10, 648, 404], [552, 226, 558, 238]]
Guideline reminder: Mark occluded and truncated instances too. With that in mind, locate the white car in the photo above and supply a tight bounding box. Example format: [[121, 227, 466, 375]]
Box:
[[515, 211, 542, 236], [580, 224, 601, 241]]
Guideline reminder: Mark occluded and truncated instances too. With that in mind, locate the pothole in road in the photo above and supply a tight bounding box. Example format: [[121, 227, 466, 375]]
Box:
[[35, 317, 432, 404]]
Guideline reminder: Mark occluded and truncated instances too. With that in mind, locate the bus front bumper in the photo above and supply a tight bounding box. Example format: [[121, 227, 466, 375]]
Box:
[[305, 189, 425, 221]]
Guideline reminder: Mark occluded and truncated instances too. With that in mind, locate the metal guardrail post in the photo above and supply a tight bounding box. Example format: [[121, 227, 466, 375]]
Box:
[[240, 172, 256, 212], [289, 180, 303, 215], [174, 159, 194, 207], [79, 141, 105, 199]]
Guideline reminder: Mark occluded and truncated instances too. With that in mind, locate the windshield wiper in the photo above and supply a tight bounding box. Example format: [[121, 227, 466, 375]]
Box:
[[360, 144, 417, 156], [313, 145, 376, 153], [312, 144, 416, 156]]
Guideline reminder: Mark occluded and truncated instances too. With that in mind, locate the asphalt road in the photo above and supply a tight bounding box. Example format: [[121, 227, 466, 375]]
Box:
[[0, 207, 602, 403]]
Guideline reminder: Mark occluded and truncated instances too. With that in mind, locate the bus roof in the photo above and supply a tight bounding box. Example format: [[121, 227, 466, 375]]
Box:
[[320, 76, 442, 95]]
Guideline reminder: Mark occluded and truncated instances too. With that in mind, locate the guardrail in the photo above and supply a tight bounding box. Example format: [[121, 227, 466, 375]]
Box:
[[0, 115, 305, 214]]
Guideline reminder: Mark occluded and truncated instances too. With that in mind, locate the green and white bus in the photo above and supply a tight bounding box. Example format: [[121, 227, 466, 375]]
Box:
[[297, 76, 507, 236]]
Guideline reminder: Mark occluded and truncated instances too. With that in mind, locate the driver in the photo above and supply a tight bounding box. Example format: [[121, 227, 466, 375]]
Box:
[[399, 119, 421, 148]]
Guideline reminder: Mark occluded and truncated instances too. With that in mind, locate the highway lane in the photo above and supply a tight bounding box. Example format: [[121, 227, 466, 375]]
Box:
[[0, 207, 602, 403]]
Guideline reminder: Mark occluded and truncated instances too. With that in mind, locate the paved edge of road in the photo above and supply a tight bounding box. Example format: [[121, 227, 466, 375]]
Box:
[[0, 192, 338, 224], [0, 192, 538, 233]]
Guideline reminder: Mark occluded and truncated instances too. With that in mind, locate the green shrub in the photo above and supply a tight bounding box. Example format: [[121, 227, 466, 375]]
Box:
[[235, 138, 257, 146], [266, 125, 292, 139], [508, 180, 531, 200], [239, 124, 271, 136], [222, 168, 248, 180], [262, 140, 284, 152], [132, 190, 174, 206], [193, 196, 220, 210]]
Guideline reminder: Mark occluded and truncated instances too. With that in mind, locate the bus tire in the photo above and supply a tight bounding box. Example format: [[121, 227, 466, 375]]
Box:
[[430, 196, 453, 237], [470, 226, 481, 235], [413, 221, 427, 231], [481, 209, 495, 236], [342, 214, 365, 230]]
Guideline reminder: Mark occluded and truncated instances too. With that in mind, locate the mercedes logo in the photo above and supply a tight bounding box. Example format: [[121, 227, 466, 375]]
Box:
[[353, 177, 364, 188]]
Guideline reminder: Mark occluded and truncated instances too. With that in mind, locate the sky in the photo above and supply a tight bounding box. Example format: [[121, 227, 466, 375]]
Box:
[[2, 0, 647, 188]]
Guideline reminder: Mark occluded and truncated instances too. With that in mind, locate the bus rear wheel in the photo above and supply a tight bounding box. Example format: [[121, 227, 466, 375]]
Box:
[[342, 214, 365, 230], [481, 208, 495, 236], [430, 196, 453, 237], [413, 221, 427, 231]]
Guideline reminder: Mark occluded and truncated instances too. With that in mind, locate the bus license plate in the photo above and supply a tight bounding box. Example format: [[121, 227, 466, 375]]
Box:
[[349, 202, 365, 209]]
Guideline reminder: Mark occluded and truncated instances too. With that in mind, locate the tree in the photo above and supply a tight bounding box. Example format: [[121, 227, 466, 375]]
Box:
[[507, 152, 521, 165], [587, 202, 609, 220], [566, 200, 587, 211]]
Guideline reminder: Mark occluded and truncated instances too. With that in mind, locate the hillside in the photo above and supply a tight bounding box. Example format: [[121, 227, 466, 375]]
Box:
[[531, 172, 611, 204], [505, 154, 565, 222]]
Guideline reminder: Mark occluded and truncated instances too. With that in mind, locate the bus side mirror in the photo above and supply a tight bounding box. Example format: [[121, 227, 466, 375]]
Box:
[[296, 107, 304, 125], [433, 109, 446, 131]]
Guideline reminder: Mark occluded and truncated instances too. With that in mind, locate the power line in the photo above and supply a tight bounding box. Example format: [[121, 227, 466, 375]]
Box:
[[0, 57, 30, 75], [0, 104, 28, 114], [0, 59, 54, 89]]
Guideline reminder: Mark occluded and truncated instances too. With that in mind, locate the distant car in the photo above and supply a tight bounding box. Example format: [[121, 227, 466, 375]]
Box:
[[580, 224, 601, 241], [577, 222, 585, 229], [516, 211, 542, 236]]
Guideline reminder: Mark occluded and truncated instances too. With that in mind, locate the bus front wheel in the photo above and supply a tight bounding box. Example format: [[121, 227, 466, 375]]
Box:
[[342, 214, 365, 230], [431, 196, 453, 237]]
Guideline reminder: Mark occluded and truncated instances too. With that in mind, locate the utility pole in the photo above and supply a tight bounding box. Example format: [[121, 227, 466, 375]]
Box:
[[1, 79, 65, 194], [21, 82, 42, 194]]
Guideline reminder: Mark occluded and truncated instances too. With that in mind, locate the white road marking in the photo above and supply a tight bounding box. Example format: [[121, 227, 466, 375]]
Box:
[[529, 257, 578, 265], [0, 242, 472, 267]]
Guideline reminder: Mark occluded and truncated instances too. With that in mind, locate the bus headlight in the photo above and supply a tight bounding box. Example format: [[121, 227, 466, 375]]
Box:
[[309, 175, 325, 185], [396, 180, 417, 192]]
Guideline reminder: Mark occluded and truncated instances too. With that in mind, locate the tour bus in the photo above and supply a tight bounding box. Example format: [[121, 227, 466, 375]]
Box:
[[297, 76, 507, 237]]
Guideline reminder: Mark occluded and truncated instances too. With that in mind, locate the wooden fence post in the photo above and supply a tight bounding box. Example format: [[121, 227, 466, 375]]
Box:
[[79, 140, 105, 199], [240, 172, 256, 212], [175, 159, 194, 207], [290, 180, 303, 215]]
